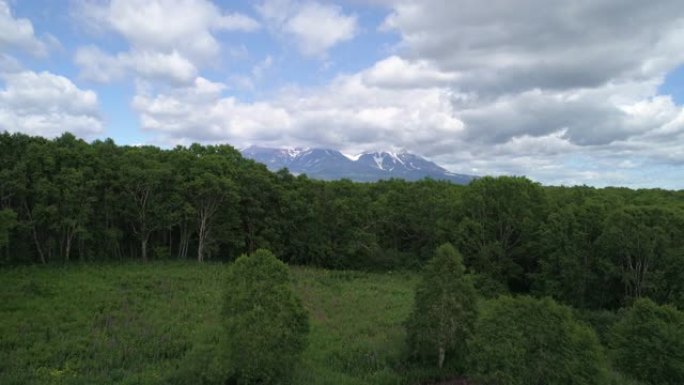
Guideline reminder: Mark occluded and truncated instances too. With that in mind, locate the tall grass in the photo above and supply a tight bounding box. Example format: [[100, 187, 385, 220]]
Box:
[[0, 263, 422, 385]]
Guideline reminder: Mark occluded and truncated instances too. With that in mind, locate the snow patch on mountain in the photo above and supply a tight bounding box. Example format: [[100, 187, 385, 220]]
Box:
[[372, 153, 384, 170], [241, 146, 476, 185], [286, 147, 309, 159], [342, 152, 363, 161]]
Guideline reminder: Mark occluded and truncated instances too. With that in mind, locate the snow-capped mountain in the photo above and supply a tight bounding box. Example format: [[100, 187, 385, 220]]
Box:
[[241, 146, 476, 184]]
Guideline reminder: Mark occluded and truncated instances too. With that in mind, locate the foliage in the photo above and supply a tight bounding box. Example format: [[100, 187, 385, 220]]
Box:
[[3, 132, 684, 313], [0, 208, 16, 249], [405, 243, 477, 370], [457, 176, 547, 292], [0, 263, 223, 385], [598, 206, 684, 305], [467, 295, 609, 385], [3, 132, 684, 338], [222, 249, 309, 384], [0, 262, 424, 385], [610, 298, 684, 385], [534, 194, 622, 309]]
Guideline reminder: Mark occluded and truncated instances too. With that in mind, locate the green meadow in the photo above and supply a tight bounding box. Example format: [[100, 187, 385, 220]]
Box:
[[0, 263, 424, 385]]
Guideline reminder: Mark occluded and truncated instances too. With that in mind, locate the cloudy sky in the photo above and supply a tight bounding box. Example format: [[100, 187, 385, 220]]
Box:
[[1, 0, 684, 188]]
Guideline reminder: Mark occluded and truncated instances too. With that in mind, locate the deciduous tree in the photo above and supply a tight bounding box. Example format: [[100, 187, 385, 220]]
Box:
[[406, 243, 477, 369], [222, 249, 309, 384], [467, 296, 609, 385], [610, 298, 684, 385]]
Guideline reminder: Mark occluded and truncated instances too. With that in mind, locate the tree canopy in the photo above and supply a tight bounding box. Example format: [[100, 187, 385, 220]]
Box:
[[2, 131, 684, 311], [406, 243, 477, 369], [610, 298, 684, 385], [467, 296, 609, 385], [222, 249, 309, 384]]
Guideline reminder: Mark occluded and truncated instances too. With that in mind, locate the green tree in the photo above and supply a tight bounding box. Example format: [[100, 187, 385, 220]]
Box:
[[457, 176, 547, 292], [535, 196, 623, 309], [222, 249, 309, 384], [121, 146, 172, 261], [406, 243, 477, 369], [610, 298, 684, 385], [53, 133, 97, 262], [0, 209, 16, 249], [184, 144, 239, 262], [598, 206, 682, 303], [19, 138, 59, 264], [467, 296, 609, 385]]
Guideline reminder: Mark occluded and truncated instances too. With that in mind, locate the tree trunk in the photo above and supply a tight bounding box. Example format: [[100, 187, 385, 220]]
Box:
[[196, 198, 221, 263], [24, 201, 46, 264], [178, 222, 188, 259], [65, 233, 73, 263], [197, 215, 207, 262], [438, 346, 445, 369], [197, 240, 204, 262], [31, 224, 46, 264], [141, 234, 149, 262]]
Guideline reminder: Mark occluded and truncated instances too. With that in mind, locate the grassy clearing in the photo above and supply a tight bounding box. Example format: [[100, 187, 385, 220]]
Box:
[[0, 263, 420, 385]]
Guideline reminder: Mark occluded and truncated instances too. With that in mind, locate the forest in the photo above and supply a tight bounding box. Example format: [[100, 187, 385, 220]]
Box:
[[2, 131, 684, 384]]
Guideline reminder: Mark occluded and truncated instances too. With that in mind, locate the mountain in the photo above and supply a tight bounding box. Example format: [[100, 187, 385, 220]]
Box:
[[241, 146, 476, 184]]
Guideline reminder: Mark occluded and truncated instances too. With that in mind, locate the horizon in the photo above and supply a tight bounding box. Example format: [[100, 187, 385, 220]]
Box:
[[1, 0, 683, 189]]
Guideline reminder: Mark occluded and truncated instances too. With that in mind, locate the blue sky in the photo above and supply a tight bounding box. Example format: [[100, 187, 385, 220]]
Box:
[[1, 0, 683, 188]]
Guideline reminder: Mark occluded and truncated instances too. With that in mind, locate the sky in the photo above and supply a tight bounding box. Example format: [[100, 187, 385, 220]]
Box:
[[1, 0, 683, 189]]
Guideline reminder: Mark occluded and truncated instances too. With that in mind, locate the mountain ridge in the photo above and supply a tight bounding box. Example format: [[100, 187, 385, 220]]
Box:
[[241, 146, 476, 185]]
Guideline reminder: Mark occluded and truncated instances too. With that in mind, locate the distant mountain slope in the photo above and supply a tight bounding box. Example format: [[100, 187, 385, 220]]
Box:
[[241, 146, 476, 184]]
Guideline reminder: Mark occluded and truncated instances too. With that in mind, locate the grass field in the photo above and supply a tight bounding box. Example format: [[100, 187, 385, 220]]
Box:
[[0, 262, 427, 385]]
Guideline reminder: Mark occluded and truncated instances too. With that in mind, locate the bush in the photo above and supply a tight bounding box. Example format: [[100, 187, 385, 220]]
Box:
[[610, 298, 684, 385], [405, 243, 478, 370], [467, 296, 609, 385], [222, 249, 309, 384]]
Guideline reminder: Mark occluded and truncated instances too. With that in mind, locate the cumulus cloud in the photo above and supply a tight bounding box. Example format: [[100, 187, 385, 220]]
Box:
[[257, 0, 358, 57], [74, 0, 259, 83], [0, 0, 48, 56], [365, 0, 684, 186], [132, 71, 464, 152], [362, 56, 460, 89], [0, 71, 103, 138], [382, 0, 684, 94], [75, 46, 197, 84], [113, 0, 684, 187], [454, 84, 681, 146]]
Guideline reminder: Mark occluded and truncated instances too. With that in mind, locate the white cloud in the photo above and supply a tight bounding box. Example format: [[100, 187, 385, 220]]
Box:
[[132, 71, 464, 152], [382, 0, 684, 94], [75, 46, 197, 84], [0, 0, 48, 55], [257, 0, 357, 57], [0, 71, 103, 138], [132, 66, 684, 188], [453, 84, 679, 146], [361, 55, 459, 89], [82, 0, 684, 187], [74, 0, 259, 83], [102, 0, 258, 58]]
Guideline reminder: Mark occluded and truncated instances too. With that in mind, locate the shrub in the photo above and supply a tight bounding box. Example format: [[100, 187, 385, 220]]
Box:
[[467, 296, 609, 385], [222, 249, 309, 384], [610, 298, 684, 385]]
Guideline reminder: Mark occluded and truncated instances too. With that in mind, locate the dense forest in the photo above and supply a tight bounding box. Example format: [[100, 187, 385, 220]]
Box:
[[3, 131, 684, 384], [2, 131, 684, 310]]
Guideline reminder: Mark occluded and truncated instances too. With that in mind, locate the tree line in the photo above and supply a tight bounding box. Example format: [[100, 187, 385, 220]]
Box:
[[2, 132, 684, 311]]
